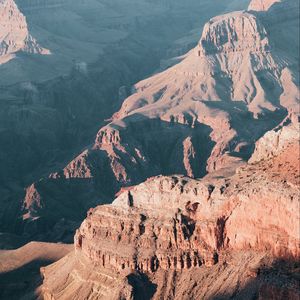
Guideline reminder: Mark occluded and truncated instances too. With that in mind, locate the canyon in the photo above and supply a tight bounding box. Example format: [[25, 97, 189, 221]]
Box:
[[0, 0, 299, 299], [22, 0, 299, 241], [41, 115, 300, 299], [0, 0, 241, 239], [39, 0, 299, 298]]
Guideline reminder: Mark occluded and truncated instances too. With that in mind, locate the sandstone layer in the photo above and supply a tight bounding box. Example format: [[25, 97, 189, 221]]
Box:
[[23, 0, 299, 238], [41, 117, 300, 299], [1, 0, 239, 241]]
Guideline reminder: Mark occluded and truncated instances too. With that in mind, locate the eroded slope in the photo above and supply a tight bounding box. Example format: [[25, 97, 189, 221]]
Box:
[[41, 118, 300, 299], [23, 0, 299, 238]]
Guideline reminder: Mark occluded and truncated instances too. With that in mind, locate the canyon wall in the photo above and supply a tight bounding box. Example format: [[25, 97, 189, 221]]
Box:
[[41, 117, 300, 299], [22, 0, 299, 240]]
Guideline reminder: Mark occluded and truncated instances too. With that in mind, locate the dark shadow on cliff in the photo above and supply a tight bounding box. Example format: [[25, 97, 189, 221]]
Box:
[[202, 100, 287, 160], [17, 116, 216, 242], [12, 105, 288, 242], [127, 272, 157, 300], [121, 113, 216, 178]]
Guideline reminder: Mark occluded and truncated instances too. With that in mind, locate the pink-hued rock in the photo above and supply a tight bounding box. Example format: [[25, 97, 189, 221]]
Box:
[[89, 6, 298, 182], [198, 11, 270, 55], [249, 115, 299, 164], [248, 0, 280, 11], [76, 143, 299, 269], [85, 5, 297, 187], [30, 1, 300, 298], [41, 134, 300, 299], [43, 118, 300, 299], [24, 183, 43, 215], [23, 0, 299, 237], [0, 0, 50, 64]]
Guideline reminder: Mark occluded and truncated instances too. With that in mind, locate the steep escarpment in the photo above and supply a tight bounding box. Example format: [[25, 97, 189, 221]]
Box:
[[249, 114, 299, 163], [22, 0, 299, 238], [0, 0, 49, 64], [41, 118, 300, 299], [198, 11, 270, 55], [1, 0, 239, 241]]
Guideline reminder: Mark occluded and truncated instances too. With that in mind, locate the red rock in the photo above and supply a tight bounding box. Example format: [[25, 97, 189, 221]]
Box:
[[41, 132, 300, 298]]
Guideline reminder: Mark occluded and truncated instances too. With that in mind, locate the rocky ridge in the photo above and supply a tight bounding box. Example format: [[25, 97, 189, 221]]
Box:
[[37, 0, 300, 298], [0, 0, 49, 64], [22, 0, 300, 237], [41, 115, 300, 299], [2, 0, 239, 240]]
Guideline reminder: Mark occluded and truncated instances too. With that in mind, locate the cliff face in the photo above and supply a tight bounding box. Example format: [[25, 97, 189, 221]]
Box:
[[1, 0, 238, 239], [4, 0, 297, 298], [198, 11, 270, 55], [249, 115, 299, 163], [22, 0, 299, 236], [0, 0, 49, 64], [41, 118, 300, 299], [77, 124, 300, 265]]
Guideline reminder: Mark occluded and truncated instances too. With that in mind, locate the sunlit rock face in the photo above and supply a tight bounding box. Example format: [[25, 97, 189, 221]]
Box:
[[198, 11, 270, 55], [41, 119, 300, 298], [76, 122, 300, 272], [0, 0, 49, 64], [23, 0, 299, 236], [32, 1, 300, 298], [248, 0, 280, 11]]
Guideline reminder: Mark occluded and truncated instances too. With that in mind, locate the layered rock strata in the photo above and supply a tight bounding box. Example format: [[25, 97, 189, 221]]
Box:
[[23, 0, 299, 235], [41, 118, 300, 299]]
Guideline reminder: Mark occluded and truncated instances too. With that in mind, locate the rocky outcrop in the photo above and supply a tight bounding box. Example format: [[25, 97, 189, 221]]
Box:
[[248, 0, 280, 11], [93, 1, 298, 177], [41, 129, 300, 298], [249, 114, 299, 163], [198, 12, 270, 55], [0, 0, 49, 64], [11, 1, 298, 298], [74, 201, 217, 274], [75, 147, 299, 268], [109, 0, 299, 167], [22, 0, 299, 237]]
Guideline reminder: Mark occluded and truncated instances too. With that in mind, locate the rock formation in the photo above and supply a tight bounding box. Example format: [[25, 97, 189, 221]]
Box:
[[2, 0, 299, 297], [0, 0, 49, 64], [248, 0, 280, 11], [0, 0, 237, 241], [249, 114, 299, 163], [41, 115, 300, 299], [22, 0, 299, 237], [198, 11, 270, 55], [0, 0, 294, 298]]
